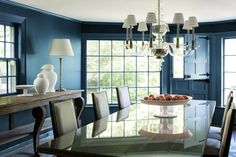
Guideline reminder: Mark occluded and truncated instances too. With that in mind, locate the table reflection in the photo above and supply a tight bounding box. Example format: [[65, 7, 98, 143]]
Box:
[[50, 130, 76, 150], [139, 119, 192, 141], [92, 116, 109, 137], [116, 107, 130, 122], [87, 105, 190, 141], [38, 100, 215, 157], [85, 101, 212, 148]]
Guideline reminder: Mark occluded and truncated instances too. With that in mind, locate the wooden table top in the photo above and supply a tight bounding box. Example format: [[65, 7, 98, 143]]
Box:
[[0, 90, 84, 115]]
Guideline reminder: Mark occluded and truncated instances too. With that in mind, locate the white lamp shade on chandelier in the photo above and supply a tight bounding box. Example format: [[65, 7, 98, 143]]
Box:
[[145, 12, 157, 24], [49, 39, 74, 56], [188, 16, 199, 27], [138, 22, 148, 32], [122, 19, 129, 28], [173, 13, 184, 24], [126, 15, 137, 26], [183, 20, 192, 30]]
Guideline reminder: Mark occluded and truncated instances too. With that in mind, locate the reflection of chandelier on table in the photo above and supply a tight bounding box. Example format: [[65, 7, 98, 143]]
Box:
[[122, 0, 199, 69]]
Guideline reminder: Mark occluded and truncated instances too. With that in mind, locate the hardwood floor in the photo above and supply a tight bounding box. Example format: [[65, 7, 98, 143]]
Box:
[[1, 130, 236, 157], [1, 134, 53, 157]]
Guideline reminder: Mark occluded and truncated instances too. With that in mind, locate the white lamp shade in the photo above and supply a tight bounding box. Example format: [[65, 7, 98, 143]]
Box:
[[138, 22, 148, 32], [145, 12, 157, 24], [49, 39, 74, 56], [183, 20, 192, 30], [173, 13, 184, 24], [126, 15, 137, 26], [122, 19, 129, 28], [188, 16, 199, 27]]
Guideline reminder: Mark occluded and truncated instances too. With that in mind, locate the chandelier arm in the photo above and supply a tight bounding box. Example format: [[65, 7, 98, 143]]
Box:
[[168, 43, 175, 56], [184, 49, 195, 57], [176, 24, 180, 48], [157, 0, 161, 47], [191, 27, 195, 50], [142, 31, 145, 47], [183, 50, 191, 57], [158, 0, 160, 25], [149, 24, 153, 48], [129, 25, 133, 49], [125, 28, 129, 49], [185, 29, 190, 51]]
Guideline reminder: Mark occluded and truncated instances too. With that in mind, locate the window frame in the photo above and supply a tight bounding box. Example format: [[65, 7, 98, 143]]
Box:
[[222, 37, 236, 105], [0, 24, 18, 95], [0, 13, 26, 96]]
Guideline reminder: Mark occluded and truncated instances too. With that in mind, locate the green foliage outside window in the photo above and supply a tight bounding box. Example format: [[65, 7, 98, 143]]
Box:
[[86, 40, 160, 105]]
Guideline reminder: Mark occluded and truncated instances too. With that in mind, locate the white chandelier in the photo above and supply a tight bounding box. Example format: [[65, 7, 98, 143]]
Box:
[[122, 0, 199, 63]]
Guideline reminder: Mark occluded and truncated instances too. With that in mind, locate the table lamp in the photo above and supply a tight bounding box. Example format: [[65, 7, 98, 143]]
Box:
[[48, 39, 74, 91]]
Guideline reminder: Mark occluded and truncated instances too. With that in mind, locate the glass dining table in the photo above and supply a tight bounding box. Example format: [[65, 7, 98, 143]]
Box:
[[38, 100, 216, 157]]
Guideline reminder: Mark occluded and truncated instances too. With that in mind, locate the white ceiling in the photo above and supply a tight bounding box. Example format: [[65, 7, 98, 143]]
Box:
[[12, 0, 236, 23]]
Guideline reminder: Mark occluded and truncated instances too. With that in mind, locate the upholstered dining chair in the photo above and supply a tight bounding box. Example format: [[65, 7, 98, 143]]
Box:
[[203, 103, 235, 157], [92, 91, 110, 120], [50, 97, 85, 138], [116, 86, 131, 110], [208, 91, 233, 140]]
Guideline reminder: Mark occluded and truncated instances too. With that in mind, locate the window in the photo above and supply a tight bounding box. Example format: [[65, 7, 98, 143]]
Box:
[[223, 38, 236, 104], [86, 40, 161, 105], [173, 37, 184, 78], [0, 24, 17, 95]]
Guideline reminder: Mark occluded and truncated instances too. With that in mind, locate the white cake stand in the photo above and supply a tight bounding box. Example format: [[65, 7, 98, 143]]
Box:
[[141, 96, 192, 118], [16, 85, 34, 96]]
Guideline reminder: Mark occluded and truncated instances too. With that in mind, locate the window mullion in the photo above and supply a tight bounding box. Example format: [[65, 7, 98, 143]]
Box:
[[4, 25, 6, 58], [6, 60, 9, 94], [98, 40, 101, 92], [135, 41, 138, 103]]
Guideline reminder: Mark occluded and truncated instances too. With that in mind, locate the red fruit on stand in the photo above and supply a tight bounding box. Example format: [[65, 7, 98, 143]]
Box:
[[183, 95, 189, 100]]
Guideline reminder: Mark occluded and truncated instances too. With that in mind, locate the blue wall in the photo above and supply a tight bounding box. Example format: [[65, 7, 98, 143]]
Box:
[[1, 1, 236, 131], [0, 2, 82, 88], [0, 1, 82, 131]]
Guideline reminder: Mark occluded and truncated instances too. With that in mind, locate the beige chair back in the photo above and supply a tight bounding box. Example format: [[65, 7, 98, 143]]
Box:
[[50, 97, 84, 138], [92, 91, 110, 120], [116, 86, 131, 110], [219, 101, 235, 157], [221, 93, 233, 135]]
